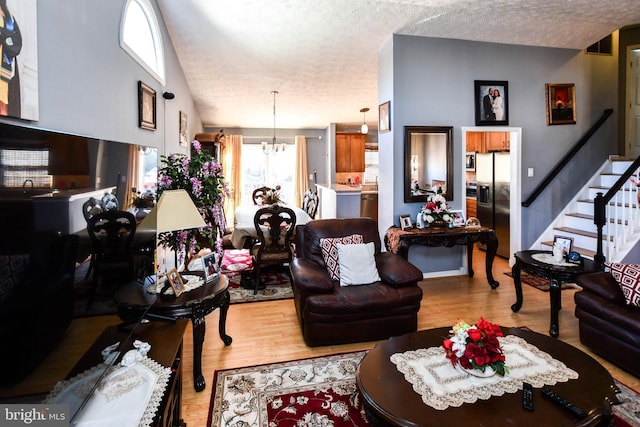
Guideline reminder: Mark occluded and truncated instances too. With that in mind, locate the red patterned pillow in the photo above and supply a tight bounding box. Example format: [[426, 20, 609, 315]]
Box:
[[605, 262, 640, 307], [319, 234, 364, 281]]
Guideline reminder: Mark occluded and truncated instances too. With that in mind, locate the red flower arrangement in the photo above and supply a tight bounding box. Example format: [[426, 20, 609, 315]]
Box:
[[442, 317, 509, 376]]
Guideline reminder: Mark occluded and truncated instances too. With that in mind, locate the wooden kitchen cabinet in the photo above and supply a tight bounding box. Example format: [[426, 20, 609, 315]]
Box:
[[466, 132, 484, 153], [336, 132, 365, 173], [485, 132, 509, 151], [467, 197, 477, 218]]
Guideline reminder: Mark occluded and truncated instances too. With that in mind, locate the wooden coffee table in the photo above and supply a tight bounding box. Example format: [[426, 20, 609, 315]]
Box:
[[356, 327, 618, 426]]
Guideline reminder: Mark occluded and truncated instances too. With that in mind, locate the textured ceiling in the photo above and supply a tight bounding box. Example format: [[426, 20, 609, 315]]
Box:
[[157, 0, 640, 130]]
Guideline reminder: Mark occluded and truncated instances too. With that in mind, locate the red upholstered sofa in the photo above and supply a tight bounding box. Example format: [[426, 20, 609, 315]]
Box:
[[574, 270, 640, 377], [290, 218, 424, 346]]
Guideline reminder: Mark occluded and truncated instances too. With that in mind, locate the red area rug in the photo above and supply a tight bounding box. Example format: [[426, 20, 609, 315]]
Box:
[[207, 351, 640, 427], [220, 249, 293, 304]]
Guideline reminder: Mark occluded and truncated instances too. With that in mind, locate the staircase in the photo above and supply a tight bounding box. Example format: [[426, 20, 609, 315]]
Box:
[[533, 157, 640, 262]]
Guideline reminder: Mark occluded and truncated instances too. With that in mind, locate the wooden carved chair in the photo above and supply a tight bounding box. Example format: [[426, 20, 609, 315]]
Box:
[[252, 186, 275, 205], [81, 197, 104, 279], [250, 204, 296, 294], [86, 210, 137, 308], [302, 189, 319, 219]]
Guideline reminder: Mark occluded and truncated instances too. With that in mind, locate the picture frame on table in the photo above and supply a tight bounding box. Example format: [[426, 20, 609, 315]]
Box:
[[202, 252, 219, 283], [553, 235, 574, 255], [474, 80, 509, 126], [451, 210, 466, 227], [167, 268, 184, 296], [399, 214, 413, 230], [138, 81, 156, 130], [379, 101, 391, 133], [546, 83, 576, 125]]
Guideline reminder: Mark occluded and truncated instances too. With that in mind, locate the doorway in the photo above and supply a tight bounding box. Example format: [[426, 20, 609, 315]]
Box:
[[626, 45, 640, 159]]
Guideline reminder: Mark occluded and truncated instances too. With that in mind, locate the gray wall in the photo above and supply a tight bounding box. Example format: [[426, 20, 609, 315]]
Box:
[[380, 34, 618, 273], [0, 0, 201, 156]]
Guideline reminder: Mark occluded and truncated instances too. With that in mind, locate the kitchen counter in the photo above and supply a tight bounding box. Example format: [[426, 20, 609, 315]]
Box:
[[32, 187, 117, 201], [316, 183, 378, 219]]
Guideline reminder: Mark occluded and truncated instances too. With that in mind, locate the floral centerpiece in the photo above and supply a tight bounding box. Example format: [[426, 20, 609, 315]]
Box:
[[158, 139, 227, 267], [442, 317, 509, 376], [262, 185, 283, 205], [419, 193, 453, 226]]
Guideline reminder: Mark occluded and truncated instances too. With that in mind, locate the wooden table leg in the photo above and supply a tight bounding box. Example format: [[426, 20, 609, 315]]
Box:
[[484, 233, 499, 289], [511, 259, 523, 312], [466, 242, 475, 278], [549, 277, 561, 338], [218, 290, 233, 346], [191, 305, 207, 392]]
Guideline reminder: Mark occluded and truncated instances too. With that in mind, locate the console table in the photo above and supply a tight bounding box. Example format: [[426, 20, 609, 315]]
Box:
[[114, 273, 232, 392], [385, 226, 499, 289]]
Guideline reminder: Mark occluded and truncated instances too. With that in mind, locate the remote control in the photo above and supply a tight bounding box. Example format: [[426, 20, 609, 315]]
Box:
[[522, 382, 534, 411], [541, 387, 588, 420]]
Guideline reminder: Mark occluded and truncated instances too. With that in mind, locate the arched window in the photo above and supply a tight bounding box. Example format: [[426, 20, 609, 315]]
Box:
[[120, 0, 165, 84]]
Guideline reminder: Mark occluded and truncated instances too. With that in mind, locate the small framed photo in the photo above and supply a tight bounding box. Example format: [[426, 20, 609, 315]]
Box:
[[179, 111, 188, 146], [138, 81, 156, 130], [474, 80, 509, 126], [546, 83, 576, 125], [451, 210, 466, 227], [379, 101, 390, 133], [553, 235, 574, 255], [166, 268, 184, 296], [399, 214, 413, 230], [202, 252, 219, 283]]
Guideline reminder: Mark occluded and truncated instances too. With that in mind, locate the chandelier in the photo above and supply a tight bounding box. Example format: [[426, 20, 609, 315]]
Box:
[[262, 90, 286, 154]]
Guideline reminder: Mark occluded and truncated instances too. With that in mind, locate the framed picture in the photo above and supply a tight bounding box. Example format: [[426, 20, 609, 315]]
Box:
[[451, 210, 466, 227], [179, 111, 188, 146], [546, 83, 576, 125], [399, 214, 412, 230], [202, 252, 219, 283], [553, 235, 574, 255], [166, 267, 184, 296], [138, 81, 156, 130], [379, 101, 390, 133], [474, 80, 509, 126]]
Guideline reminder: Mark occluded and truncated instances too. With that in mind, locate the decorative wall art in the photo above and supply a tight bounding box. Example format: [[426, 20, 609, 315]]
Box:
[[379, 101, 390, 133], [138, 81, 156, 130], [474, 80, 509, 126], [179, 111, 188, 146], [546, 83, 576, 125]]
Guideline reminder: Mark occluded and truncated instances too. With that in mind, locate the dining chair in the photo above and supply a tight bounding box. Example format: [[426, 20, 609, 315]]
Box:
[[302, 189, 319, 219], [252, 186, 275, 205], [86, 210, 137, 308], [250, 204, 296, 294], [81, 197, 104, 279]]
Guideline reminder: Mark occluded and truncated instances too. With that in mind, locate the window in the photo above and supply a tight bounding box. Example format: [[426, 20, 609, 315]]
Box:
[[586, 34, 613, 55], [241, 143, 295, 206], [0, 147, 51, 188], [120, 0, 165, 84]]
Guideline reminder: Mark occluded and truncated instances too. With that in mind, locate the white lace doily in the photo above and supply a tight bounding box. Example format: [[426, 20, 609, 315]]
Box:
[[531, 253, 575, 267], [389, 335, 579, 410], [148, 274, 205, 295], [44, 357, 171, 426]]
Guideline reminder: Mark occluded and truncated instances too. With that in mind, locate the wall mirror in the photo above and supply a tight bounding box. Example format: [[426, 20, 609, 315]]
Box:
[[404, 126, 453, 203]]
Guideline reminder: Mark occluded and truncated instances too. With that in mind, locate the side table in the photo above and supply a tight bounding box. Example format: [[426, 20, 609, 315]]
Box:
[[114, 273, 232, 392], [511, 250, 597, 337], [385, 226, 500, 288]]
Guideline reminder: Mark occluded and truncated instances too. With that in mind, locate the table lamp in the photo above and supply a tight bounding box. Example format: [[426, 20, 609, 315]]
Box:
[[139, 189, 207, 289]]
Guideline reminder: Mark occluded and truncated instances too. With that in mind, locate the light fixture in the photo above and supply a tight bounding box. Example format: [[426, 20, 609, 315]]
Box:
[[262, 90, 286, 154], [360, 107, 370, 134]]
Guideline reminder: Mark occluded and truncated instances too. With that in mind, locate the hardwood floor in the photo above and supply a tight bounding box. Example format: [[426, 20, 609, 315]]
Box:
[[1, 250, 638, 426]]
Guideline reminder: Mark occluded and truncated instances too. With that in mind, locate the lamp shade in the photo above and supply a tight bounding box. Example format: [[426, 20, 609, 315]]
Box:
[[140, 189, 207, 233]]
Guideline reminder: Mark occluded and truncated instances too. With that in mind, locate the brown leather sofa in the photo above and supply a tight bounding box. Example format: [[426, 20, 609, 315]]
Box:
[[290, 218, 424, 346], [574, 271, 640, 377]]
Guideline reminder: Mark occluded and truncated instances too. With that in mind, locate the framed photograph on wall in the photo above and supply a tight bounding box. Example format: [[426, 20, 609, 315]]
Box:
[[399, 214, 412, 230], [179, 111, 188, 146], [138, 81, 156, 130], [202, 252, 219, 283], [379, 101, 390, 133], [167, 268, 184, 296], [546, 83, 576, 125], [474, 80, 509, 126]]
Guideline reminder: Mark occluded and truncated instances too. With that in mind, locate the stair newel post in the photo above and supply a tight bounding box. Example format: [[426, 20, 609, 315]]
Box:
[[594, 192, 606, 270]]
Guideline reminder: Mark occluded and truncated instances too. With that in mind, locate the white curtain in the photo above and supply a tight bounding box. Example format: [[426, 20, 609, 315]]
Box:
[[294, 135, 308, 207]]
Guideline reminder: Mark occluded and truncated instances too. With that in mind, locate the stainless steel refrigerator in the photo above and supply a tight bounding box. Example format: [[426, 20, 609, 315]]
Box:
[[476, 152, 510, 258]]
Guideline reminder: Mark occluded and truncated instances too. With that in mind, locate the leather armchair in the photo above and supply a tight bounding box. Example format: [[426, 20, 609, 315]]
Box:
[[290, 218, 423, 346], [574, 271, 640, 377]]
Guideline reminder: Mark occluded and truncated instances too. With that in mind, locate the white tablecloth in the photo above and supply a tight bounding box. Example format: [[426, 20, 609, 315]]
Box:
[[231, 204, 312, 248], [389, 335, 578, 410]]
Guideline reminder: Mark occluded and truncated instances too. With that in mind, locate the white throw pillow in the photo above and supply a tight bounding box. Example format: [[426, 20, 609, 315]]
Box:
[[337, 242, 380, 286]]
